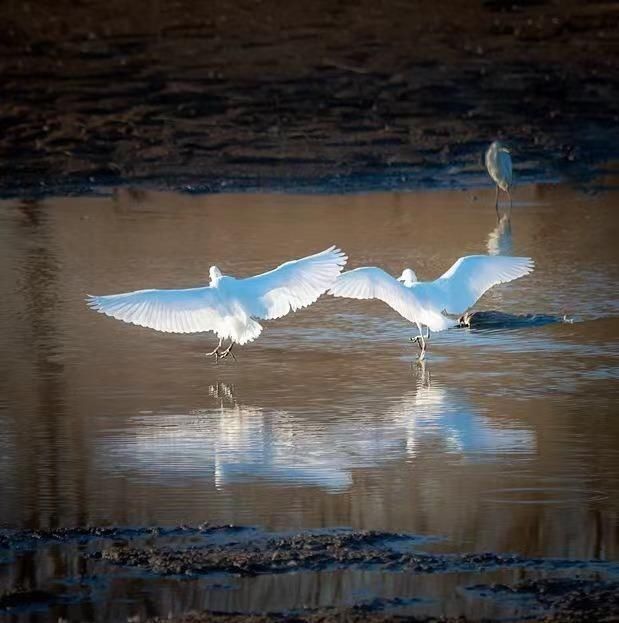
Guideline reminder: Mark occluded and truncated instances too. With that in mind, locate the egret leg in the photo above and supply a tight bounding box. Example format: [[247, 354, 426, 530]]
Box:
[[418, 333, 426, 361], [410, 323, 427, 360], [424, 326, 431, 340], [507, 188, 513, 220], [206, 337, 223, 362], [219, 340, 237, 361], [494, 185, 500, 221]]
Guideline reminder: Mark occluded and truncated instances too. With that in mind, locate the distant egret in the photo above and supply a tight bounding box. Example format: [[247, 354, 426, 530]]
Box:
[[87, 246, 347, 361], [485, 140, 513, 220], [329, 255, 534, 359]]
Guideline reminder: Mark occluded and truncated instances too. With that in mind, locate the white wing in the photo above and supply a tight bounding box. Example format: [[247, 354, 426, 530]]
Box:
[[240, 246, 347, 320], [413, 255, 534, 315], [329, 267, 453, 332], [86, 286, 223, 334]]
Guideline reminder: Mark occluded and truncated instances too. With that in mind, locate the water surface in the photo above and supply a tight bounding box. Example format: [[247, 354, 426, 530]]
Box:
[[0, 183, 618, 618]]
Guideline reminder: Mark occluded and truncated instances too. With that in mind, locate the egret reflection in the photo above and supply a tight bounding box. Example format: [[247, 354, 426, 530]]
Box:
[[486, 215, 513, 256], [101, 374, 535, 491], [399, 363, 534, 456]]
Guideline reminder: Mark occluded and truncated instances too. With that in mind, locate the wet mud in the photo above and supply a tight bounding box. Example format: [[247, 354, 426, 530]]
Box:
[[457, 310, 571, 329], [143, 577, 619, 623], [1, 526, 617, 621], [96, 531, 528, 577], [1, 0, 618, 197]]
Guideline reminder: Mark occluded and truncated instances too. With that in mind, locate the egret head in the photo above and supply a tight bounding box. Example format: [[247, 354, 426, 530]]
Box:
[[209, 265, 223, 285], [492, 140, 510, 154], [397, 268, 417, 287]]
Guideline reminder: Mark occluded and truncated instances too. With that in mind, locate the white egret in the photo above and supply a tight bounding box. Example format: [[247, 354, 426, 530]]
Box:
[[329, 255, 534, 360], [87, 246, 347, 361], [485, 140, 513, 220]]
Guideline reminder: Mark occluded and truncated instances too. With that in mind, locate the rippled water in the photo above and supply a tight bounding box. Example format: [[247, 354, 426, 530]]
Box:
[[0, 182, 618, 618]]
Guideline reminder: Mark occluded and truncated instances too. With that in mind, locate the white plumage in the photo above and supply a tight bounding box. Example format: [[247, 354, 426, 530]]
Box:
[[485, 141, 512, 191], [329, 255, 534, 358], [87, 246, 347, 356], [329, 266, 453, 333], [485, 140, 513, 219]]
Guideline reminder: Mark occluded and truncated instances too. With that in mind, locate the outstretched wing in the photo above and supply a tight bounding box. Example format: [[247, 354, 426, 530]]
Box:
[[422, 255, 534, 315], [241, 246, 348, 320], [86, 286, 223, 333], [329, 267, 453, 332]]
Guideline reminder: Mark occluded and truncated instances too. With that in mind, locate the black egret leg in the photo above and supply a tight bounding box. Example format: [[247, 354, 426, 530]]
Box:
[[206, 337, 223, 362], [219, 340, 236, 361], [507, 188, 513, 220], [410, 323, 427, 360], [418, 334, 426, 361], [495, 185, 500, 221]]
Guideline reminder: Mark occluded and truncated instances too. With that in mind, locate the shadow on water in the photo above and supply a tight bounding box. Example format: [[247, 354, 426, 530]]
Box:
[[14, 199, 89, 531]]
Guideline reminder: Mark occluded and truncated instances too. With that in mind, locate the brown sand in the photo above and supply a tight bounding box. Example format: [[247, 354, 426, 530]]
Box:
[[1, 0, 618, 196]]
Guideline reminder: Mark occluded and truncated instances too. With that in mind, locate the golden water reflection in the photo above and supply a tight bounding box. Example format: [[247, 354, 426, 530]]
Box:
[[0, 183, 617, 562]]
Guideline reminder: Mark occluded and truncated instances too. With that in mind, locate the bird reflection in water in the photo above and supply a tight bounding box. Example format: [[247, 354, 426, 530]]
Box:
[[102, 375, 535, 492], [486, 215, 513, 257], [402, 362, 534, 457]]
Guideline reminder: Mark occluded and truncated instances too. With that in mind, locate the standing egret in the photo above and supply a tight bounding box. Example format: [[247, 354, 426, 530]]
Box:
[[87, 246, 347, 361], [485, 140, 513, 220], [329, 255, 534, 360]]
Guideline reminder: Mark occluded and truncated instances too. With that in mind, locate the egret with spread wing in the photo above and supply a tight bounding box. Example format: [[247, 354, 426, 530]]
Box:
[[485, 140, 513, 220], [329, 255, 534, 360], [87, 246, 347, 361]]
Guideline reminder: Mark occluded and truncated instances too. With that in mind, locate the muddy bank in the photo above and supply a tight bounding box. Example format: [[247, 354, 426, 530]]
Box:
[[1, 526, 618, 621], [144, 577, 619, 623], [96, 531, 526, 577], [1, 0, 618, 197]]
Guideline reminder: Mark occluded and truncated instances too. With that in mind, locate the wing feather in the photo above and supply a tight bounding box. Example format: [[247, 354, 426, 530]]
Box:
[[329, 267, 453, 332], [431, 255, 534, 315], [86, 286, 223, 334], [241, 246, 347, 320]]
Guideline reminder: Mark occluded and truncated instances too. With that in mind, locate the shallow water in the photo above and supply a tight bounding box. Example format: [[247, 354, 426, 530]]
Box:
[[0, 182, 618, 618]]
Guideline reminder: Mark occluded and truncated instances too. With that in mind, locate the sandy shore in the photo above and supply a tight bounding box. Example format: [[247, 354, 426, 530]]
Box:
[[1, 0, 618, 196]]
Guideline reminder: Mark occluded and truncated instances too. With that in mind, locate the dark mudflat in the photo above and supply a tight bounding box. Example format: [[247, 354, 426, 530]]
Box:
[[1, 526, 617, 621], [1, 0, 618, 197], [457, 311, 571, 329], [143, 578, 619, 623]]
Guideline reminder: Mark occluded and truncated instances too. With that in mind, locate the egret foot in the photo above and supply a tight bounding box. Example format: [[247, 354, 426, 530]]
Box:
[[218, 341, 236, 361]]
